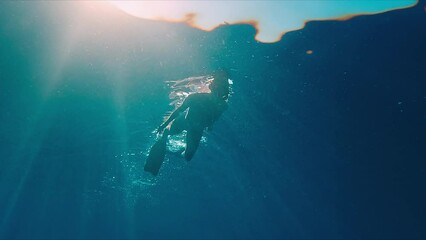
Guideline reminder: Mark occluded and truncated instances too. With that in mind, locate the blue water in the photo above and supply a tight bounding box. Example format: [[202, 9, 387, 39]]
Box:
[[1, 1, 425, 239]]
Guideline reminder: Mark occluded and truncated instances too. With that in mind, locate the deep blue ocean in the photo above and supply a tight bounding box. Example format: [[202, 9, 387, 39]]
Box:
[[1, 1, 425, 239]]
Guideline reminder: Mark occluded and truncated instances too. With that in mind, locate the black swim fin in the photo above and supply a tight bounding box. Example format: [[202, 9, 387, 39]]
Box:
[[144, 137, 167, 176]]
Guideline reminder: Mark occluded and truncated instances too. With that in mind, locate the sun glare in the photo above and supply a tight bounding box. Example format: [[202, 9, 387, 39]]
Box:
[[108, 0, 417, 43]]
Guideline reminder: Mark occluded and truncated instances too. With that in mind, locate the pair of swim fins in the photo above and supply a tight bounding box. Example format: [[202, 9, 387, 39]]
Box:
[[144, 137, 167, 176]]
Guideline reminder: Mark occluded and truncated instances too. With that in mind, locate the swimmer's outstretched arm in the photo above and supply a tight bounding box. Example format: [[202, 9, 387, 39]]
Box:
[[207, 100, 228, 131], [206, 107, 226, 132]]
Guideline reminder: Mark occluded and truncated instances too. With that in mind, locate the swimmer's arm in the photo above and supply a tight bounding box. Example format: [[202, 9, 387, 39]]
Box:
[[207, 104, 228, 131], [206, 114, 221, 132]]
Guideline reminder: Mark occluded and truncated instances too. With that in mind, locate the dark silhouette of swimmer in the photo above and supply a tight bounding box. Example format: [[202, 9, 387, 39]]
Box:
[[144, 70, 230, 175]]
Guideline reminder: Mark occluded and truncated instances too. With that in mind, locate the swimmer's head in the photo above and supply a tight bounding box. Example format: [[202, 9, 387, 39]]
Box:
[[209, 70, 230, 99]]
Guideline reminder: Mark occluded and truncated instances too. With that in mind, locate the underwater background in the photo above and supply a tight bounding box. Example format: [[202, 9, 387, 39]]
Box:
[[1, 1, 425, 239]]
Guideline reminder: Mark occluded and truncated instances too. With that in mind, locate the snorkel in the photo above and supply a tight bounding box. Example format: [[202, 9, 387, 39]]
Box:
[[209, 70, 231, 100]]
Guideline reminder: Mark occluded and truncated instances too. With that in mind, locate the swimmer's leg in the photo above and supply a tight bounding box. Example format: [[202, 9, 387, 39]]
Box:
[[183, 129, 203, 161], [163, 115, 187, 154], [144, 135, 168, 175], [163, 114, 186, 137], [144, 115, 186, 175]]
